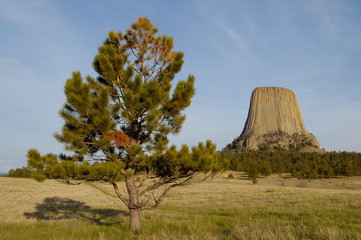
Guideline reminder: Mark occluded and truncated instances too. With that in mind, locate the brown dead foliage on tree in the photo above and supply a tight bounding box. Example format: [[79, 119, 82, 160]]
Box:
[[103, 130, 131, 147]]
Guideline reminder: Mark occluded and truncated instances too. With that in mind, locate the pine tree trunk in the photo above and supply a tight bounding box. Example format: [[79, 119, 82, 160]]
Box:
[[129, 208, 141, 231], [126, 177, 141, 231]]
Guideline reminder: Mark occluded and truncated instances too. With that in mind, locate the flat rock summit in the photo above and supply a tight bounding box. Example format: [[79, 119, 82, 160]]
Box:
[[228, 87, 323, 152]]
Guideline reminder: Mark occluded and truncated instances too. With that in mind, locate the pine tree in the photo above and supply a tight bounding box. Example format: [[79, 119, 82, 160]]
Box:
[[27, 17, 222, 231]]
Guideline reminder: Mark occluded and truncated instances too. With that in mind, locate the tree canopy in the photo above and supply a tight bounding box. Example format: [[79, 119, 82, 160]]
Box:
[[27, 17, 224, 231]]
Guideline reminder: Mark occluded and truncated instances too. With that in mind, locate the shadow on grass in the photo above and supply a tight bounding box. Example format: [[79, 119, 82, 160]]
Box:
[[24, 197, 127, 226]]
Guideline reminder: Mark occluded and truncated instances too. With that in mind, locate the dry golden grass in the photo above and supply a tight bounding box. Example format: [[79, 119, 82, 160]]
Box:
[[0, 177, 127, 223], [1, 172, 360, 239]]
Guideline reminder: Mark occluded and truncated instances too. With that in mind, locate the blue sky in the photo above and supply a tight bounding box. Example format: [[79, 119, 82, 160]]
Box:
[[1, 0, 361, 172]]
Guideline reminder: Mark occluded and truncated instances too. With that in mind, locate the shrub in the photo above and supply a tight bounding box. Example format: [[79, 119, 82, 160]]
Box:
[[7, 167, 32, 178], [227, 173, 234, 179]]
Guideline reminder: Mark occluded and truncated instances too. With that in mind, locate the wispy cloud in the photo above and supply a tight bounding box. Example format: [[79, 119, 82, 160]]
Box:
[[0, 0, 43, 23], [299, 0, 354, 40], [0, 57, 18, 64], [213, 18, 250, 56], [0, 0, 65, 31], [0, 57, 37, 84]]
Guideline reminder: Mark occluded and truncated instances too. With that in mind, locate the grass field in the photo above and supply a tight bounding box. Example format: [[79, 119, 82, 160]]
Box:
[[1, 172, 360, 239]]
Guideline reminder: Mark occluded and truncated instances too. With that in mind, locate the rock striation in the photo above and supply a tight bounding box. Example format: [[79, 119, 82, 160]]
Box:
[[228, 87, 323, 152]]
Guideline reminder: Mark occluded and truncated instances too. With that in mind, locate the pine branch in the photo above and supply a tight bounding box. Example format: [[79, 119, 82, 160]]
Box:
[[111, 80, 122, 104], [141, 116, 166, 140], [138, 173, 192, 197], [135, 174, 150, 190], [139, 175, 193, 211], [104, 178, 129, 207]]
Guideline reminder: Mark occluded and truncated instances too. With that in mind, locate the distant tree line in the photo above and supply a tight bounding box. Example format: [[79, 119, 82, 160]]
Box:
[[8, 150, 361, 180], [220, 150, 361, 179], [7, 167, 32, 178]]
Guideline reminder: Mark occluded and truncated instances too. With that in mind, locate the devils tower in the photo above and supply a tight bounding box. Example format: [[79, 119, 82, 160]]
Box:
[[228, 87, 323, 152]]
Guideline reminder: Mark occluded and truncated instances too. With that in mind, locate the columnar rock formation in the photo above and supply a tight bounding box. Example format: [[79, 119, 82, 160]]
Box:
[[228, 87, 323, 152]]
